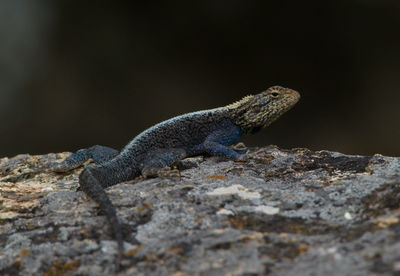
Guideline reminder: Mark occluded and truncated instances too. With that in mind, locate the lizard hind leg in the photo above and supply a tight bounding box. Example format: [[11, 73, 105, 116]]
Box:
[[50, 145, 118, 172], [141, 148, 187, 178], [89, 145, 119, 164], [1, 145, 119, 182]]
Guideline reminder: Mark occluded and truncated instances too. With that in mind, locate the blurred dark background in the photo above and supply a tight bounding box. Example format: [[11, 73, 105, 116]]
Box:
[[1, 1, 400, 158]]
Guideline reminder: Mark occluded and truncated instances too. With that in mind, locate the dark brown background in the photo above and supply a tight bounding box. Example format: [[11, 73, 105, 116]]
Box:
[[1, 1, 400, 158]]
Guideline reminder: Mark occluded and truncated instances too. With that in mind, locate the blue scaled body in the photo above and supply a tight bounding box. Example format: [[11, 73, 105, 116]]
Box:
[[49, 85, 301, 261]]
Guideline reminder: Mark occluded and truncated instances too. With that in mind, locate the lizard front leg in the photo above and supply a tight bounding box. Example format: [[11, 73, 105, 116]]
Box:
[[198, 123, 244, 160]]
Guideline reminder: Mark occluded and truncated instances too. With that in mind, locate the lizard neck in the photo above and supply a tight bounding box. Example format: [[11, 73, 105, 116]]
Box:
[[223, 95, 260, 134]]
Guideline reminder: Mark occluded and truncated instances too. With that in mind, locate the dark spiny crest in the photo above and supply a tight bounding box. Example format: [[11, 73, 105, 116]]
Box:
[[228, 85, 300, 133]]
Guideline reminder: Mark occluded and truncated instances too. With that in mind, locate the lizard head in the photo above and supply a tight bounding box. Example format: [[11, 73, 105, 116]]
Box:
[[230, 85, 300, 134]]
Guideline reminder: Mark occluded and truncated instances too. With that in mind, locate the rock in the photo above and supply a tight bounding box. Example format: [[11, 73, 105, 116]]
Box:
[[1, 146, 400, 275]]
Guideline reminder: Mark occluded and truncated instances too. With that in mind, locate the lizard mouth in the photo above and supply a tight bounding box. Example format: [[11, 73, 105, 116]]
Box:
[[290, 90, 301, 105]]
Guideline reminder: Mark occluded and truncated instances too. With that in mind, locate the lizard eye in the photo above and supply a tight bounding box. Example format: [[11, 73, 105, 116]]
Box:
[[271, 92, 280, 97]]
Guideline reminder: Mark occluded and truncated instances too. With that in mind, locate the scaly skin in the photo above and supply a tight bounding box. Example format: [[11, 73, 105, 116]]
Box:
[[45, 85, 300, 262]]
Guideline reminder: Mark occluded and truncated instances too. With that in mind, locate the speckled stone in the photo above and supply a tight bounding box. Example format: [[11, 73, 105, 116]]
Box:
[[1, 146, 400, 275]]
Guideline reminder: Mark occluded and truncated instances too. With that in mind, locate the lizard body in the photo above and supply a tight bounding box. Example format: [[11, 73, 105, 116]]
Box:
[[44, 85, 300, 259]]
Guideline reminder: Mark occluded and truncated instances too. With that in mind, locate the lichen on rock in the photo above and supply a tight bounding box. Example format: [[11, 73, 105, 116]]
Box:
[[1, 146, 400, 275]]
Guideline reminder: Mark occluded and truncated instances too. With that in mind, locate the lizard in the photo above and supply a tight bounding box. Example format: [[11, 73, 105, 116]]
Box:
[[9, 85, 300, 260]]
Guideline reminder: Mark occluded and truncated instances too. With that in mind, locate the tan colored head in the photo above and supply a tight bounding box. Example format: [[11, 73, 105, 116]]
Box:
[[229, 85, 300, 133]]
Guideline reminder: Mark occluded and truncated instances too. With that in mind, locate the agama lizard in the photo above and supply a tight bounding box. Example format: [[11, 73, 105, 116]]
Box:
[[28, 86, 301, 258]]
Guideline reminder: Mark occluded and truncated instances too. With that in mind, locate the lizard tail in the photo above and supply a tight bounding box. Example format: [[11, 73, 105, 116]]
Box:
[[79, 167, 124, 262]]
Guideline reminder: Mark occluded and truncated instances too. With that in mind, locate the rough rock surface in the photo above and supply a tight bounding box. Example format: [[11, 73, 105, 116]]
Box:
[[1, 146, 400, 275]]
